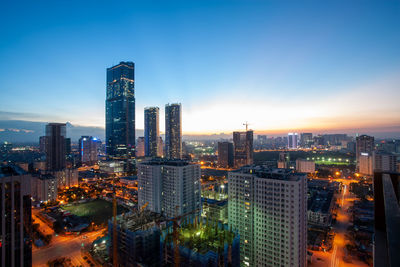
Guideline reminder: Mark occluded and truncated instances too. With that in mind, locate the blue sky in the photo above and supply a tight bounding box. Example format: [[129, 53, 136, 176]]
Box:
[[1, 0, 399, 134]]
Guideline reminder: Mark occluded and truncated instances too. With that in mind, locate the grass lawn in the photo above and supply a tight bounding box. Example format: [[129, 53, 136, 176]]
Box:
[[62, 199, 128, 225]]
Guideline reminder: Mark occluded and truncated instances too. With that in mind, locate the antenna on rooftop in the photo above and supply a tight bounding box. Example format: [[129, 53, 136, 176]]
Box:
[[243, 121, 250, 131]]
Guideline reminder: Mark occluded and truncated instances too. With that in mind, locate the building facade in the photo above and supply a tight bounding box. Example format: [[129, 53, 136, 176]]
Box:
[[287, 133, 299, 149], [165, 103, 182, 159], [296, 159, 315, 173], [359, 153, 373, 176], [45, 123, 67, 171], [32, 174, 57, 203], [106, 62, 135, 164], [373, 151, 397, 172], [233, 130, 253, 168], [218, 141, 234, 168], [136, 137, 145, 158], [228, 166, 307, 267], [144, 107, 160, 157], [137, 159, 201, 218], [0, 164, 32, 267]]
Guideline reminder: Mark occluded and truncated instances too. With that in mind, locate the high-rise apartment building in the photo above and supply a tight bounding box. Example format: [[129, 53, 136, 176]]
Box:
[[45, 123, 66, 171], [233, 130, 253, 168], [0, 164, 32, 267], [359, 153, 373, 176], [32, 174, 57, 203], [287, 133, 299, 149], [228, 166, 307, 267], [356, 135, 374, 168], [218, 142, 234, 168], [137, 159, 201, 218], [165, 103, 182, 159], [144, 107, 159, 157], [106, 62, 135, 162], [79, 136, 100, 165], [373, 151, 397, 172]]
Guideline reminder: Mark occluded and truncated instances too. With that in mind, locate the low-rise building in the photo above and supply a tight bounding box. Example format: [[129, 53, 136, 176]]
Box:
[[296, 159, 316, 173]]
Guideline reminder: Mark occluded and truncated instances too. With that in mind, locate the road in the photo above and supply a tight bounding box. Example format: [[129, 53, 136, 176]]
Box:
[[310, 179, 369, 267], [33, 227, 104, 267]]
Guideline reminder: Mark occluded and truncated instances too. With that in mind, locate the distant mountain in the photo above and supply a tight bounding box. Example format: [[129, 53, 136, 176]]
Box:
[[0, 120, 143, 144]]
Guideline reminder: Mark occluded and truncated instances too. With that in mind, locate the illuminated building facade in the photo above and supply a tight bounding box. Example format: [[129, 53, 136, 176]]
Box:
[[106, 62, 135, 165], [136, 137, 145, 158], [233, 131, 253, 168], [165, 103, 182, 159], [144, 107, 159, 157], [228, 166, 307, 267], [79, 136, 100, 165]]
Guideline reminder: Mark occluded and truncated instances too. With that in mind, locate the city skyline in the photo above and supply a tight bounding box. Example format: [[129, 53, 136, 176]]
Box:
[[1, 1, 399, 137]]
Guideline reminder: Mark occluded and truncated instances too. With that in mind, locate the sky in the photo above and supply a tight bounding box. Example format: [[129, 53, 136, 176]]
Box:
[[1, 0, 399, 136]]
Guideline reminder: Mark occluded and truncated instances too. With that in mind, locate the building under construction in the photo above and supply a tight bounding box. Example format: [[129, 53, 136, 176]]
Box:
[[108, 210, 165, 267], [161, 219, 240, 267]]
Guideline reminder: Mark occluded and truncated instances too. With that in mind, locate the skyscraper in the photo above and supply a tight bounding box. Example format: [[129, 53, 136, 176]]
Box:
[[137, 159, 201, 218], [144, 107, 159, 157], [228, 166, 307, 267], [79, 136, 100, 165], [218, 141, 234, 168], [165, 103, 182, 159], [0, 164, 32, 267], [233, 130, 253, 168], [106, 61, 135, 163], [157, 137, 164, 157], [356, 135, 374, 168], [287, 132, 299, 149], [300, 132, 313, 147], [45, 123, 66, 171]]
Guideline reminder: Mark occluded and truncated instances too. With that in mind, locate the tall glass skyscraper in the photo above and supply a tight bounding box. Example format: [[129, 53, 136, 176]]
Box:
[[106, 62, 135, 163], [144, 107, 159, 157], [165, 103, 182, 159]]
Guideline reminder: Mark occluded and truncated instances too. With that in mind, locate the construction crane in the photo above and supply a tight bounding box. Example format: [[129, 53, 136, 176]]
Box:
[[243, 121, 250, 131]]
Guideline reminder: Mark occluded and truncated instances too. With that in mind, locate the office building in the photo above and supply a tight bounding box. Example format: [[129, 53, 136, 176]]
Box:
[[0, 164, 32, 267], [228, 166, 307, 267], [356, 135, 374, 168], [165, 103, 182, 159], [106, 62, 135, 163], [296, 159, 315, 173], [373, 151, 397, 172], [144, 107, 160, 157], [233, 130, 253, 168], [79, 136, 100, 165], [32, 174, 57, 203], [108, 211, 164, 267], [136, 137, 145, 158], [300, 133, 313, 147], [218, 141, 234, 168], [45, 123, 67, 171], [39, 136, 47, 153], [287, 132, 299, 149], [137, 159, 201, 218]]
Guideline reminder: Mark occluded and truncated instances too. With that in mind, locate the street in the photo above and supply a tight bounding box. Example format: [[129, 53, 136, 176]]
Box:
[[310, 179, 369, 267]]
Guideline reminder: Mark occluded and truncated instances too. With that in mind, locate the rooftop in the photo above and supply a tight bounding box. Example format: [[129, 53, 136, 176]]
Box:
[[139, 158, 192, 167], [0, 164, 27, 177], [231, 165, 304, 181]]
